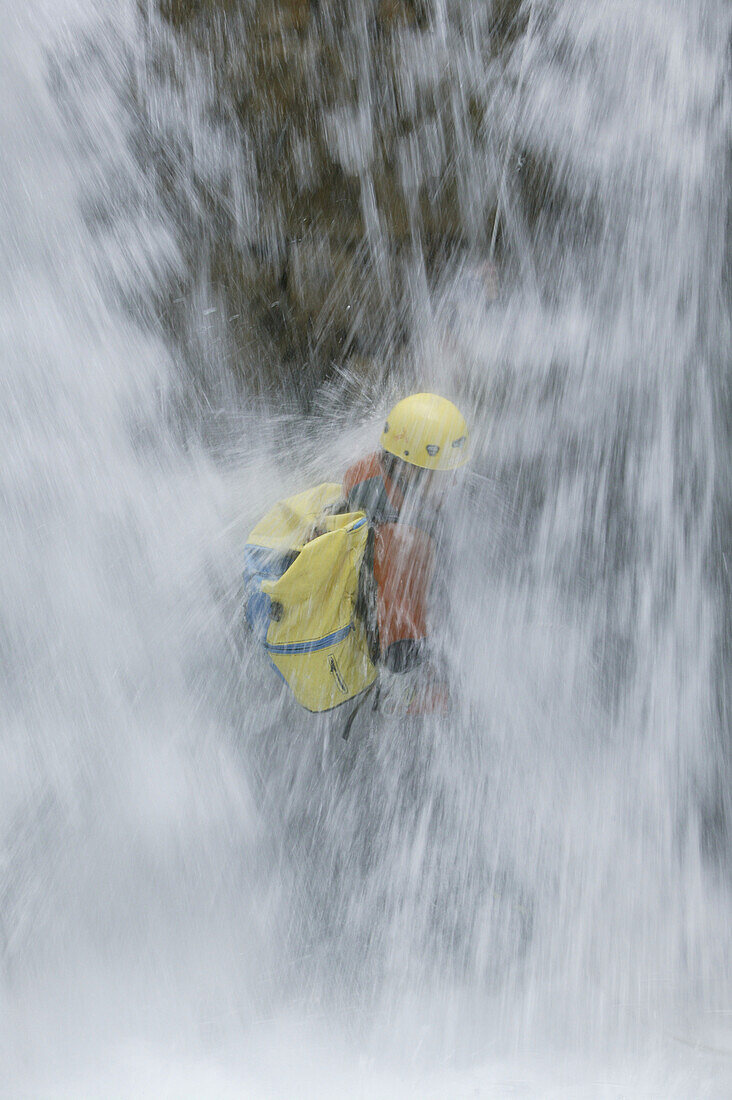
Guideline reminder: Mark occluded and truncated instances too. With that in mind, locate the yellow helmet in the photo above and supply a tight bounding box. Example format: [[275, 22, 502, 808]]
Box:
[[380, 393, 469, 471]]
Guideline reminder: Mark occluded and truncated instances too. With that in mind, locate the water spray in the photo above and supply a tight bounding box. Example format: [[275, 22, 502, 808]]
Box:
[[489, 0, 538, 258]]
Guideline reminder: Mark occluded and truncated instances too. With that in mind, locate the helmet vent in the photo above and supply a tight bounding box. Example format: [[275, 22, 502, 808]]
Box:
[[381, 395, 468, 469]]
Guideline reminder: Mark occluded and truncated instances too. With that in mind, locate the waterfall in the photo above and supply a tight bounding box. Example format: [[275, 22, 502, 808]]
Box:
[[2, 0, 730, 1093]]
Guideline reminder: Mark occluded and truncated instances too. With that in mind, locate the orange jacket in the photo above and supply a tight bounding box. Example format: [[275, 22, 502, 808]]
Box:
[[343, 453, 435, 669]]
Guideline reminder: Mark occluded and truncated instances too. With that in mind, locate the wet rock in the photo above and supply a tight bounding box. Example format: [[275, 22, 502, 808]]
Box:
[[377, 0, 420, 28], [145, 0, 520, 404]]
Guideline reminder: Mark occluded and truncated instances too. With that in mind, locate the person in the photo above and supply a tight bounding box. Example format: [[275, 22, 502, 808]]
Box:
[[342, 392, 469, 685]]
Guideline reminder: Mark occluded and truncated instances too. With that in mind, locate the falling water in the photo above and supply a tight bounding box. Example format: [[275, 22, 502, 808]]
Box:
[[2, 0, 731, 1095]]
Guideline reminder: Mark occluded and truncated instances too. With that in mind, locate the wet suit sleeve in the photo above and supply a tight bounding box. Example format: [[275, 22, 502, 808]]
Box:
[[382, 638, 424, 672], [353, 528, 423, 672], [373, 524, 435, 674]]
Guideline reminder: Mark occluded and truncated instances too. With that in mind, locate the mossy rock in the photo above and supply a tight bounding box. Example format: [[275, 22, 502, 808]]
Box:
[[376, 0, 419, 28], [252, 0, 314, 33], [147, 0, 523, 404], [490, 0, 528, 54]]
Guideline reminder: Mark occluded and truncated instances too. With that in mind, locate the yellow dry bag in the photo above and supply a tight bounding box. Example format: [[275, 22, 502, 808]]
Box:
[[242, 483, 377, 712]]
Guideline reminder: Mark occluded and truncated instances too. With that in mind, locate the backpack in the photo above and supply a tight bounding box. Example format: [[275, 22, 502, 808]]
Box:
[[242, 483, 377, 712]]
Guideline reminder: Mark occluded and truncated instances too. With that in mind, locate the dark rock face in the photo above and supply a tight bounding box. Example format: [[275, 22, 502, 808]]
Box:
[[139, 0, 527, 404]]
